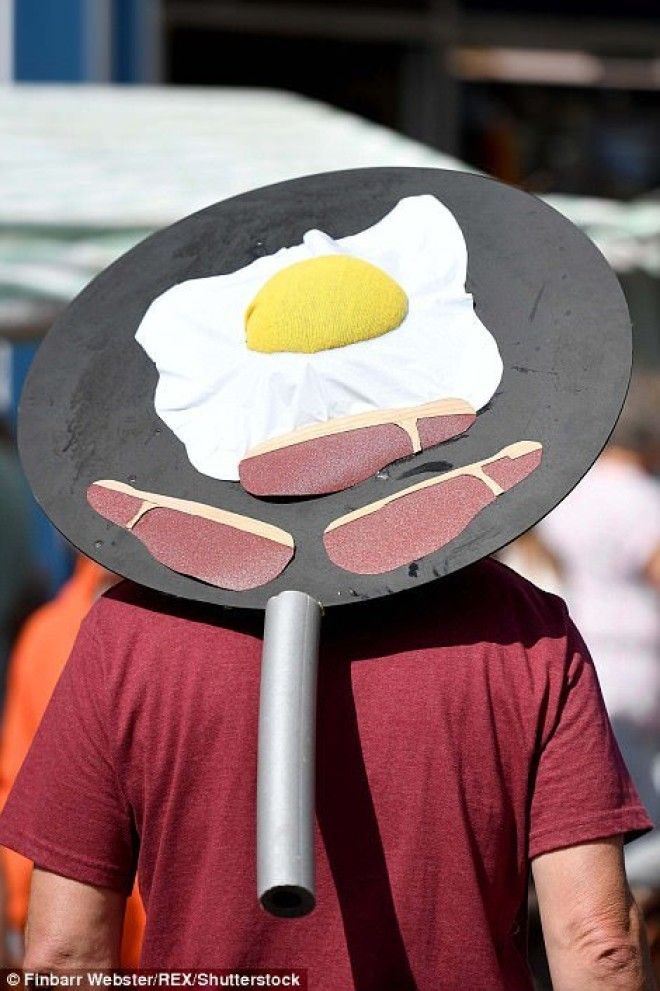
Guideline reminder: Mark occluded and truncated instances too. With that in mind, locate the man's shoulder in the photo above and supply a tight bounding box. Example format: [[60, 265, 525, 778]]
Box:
[[432, 556, 568, 626], [435, 559, 576, 682], [89, 579, 262, 645], [472, 556, 567, 615], [325, 557, 572, 663]]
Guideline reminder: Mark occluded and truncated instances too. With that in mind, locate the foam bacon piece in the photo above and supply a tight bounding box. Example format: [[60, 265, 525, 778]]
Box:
[[239, 399, 476, 497], [86, 480, 294, 591], [323, 441, 542, 575]]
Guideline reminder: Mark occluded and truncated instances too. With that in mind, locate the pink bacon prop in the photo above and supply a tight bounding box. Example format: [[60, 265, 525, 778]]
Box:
[[239, 398, 476, 497], [323, 441, 542, 575], [87, 480, 294, 591]]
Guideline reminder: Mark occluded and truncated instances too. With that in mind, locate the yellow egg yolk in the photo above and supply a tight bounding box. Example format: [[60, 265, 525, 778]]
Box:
[[244, 255, 408, 354]]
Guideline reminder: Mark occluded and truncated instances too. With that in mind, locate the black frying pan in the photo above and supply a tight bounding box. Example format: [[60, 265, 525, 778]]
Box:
[[18, 168, 630, 612]]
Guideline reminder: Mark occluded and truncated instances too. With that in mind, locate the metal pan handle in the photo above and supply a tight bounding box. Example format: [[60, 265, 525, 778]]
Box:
[[257, 590, 322, 917]]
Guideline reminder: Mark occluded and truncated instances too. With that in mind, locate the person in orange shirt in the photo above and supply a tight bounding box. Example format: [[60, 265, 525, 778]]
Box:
[[0, 555, 145, 965]]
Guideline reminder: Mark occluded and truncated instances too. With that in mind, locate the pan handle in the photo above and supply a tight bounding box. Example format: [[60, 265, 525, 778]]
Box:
[[257, 590, 322, 917]]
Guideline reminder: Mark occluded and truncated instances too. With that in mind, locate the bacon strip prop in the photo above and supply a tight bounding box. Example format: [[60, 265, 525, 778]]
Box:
[[239, 398, 476, 497], [323, 441, 542, 575], [87, 481, 294, 591]]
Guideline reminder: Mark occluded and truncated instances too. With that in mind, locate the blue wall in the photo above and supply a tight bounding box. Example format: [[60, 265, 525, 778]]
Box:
[[113, 0, 158, 83], [14, 0, 155, 83], [15, 0, 95, 82]]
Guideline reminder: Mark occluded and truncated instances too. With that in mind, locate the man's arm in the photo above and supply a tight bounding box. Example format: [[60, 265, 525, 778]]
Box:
[[24, 868, 126, 970], [533, 837, 656, 990]]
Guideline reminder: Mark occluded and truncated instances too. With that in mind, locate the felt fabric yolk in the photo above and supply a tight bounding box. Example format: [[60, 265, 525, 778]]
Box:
[[244, 255, 408, 354]]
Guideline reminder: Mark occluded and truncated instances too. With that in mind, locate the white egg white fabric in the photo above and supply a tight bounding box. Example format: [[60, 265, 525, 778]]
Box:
[[135, 195, 503, 481]]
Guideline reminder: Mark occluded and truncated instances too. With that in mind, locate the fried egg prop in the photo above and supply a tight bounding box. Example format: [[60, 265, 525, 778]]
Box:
[[135, 195, 503, 483]]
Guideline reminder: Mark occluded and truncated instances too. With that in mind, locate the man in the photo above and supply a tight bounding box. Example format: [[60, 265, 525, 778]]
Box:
[[0, 558, 654, 989]]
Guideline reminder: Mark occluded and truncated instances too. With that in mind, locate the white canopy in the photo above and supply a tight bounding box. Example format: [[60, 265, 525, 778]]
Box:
[[0, 84, 657, 338]]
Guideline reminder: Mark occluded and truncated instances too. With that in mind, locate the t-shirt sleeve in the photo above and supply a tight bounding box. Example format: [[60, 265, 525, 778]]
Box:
[[528, 616, 653, 860], [0, 612, 137, 894]]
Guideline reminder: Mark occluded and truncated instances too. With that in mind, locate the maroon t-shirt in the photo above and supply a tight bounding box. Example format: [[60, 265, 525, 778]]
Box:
[[0, 560, 651, 988]]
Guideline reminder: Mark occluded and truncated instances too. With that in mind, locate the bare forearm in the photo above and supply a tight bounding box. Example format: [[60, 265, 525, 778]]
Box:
[[546, 901, 656, 991], [24, 924, 119, 970], [24, 869, 125, 972]]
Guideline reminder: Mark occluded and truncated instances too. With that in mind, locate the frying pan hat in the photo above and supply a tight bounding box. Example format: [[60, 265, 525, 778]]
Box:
[[19, 168, 631, 610]]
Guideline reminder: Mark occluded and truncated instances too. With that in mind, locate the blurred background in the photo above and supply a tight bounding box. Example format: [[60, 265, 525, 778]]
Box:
[[0, 0, 659, 983]]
